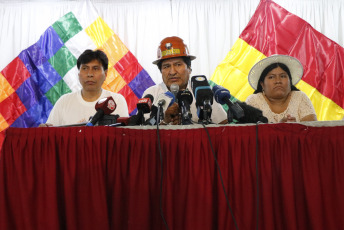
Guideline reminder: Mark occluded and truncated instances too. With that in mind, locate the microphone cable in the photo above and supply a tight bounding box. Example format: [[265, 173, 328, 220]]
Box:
[[154, 115, 258, 230], [156, 105, 170, 230], [201, 123, 239, 230]]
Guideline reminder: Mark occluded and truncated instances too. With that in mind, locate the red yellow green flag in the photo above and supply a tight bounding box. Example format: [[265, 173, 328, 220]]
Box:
[[211, 0, 344, 121]]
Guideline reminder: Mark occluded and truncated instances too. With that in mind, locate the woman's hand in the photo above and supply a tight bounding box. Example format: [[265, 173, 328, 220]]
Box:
[[280, 114, 296, 122]]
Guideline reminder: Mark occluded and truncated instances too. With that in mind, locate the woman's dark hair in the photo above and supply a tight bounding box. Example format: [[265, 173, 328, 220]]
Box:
[[157, 56, 192, 72], [77, 49, 109, 71], [254, 62, 299, 94]]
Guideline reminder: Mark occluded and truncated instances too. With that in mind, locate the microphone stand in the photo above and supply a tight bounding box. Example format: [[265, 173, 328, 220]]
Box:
[[180, 101, 192, 125], [128, 111, 145, 126], [227, 109, 234, 123], [228, 102, 244, 123], [144, 106, 158, 125], [157, 100, 165, 124], [198, 99, 212, 125]]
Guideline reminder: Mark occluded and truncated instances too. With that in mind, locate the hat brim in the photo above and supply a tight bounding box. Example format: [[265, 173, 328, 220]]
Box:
[[248, 55, 304, 90], [152, 55, 196, 65]]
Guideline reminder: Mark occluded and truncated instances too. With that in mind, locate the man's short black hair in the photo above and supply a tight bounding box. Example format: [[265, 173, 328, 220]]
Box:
[[157, 56, 192, 72], [77, 49, 109, 71]]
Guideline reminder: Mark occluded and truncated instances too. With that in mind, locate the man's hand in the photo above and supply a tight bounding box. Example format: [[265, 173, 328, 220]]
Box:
[[161, 103, 181, 125]]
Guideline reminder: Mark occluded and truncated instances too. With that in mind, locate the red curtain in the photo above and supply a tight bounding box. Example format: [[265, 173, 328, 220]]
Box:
[[1, 124, 344, 230]]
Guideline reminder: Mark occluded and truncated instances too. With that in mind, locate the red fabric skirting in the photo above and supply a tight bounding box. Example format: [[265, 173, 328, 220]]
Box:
[[1, 124, 344, 230]]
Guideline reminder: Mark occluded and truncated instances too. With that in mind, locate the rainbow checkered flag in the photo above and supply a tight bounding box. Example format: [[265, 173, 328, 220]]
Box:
[[0, 2, 155, 147], [211, 0, 344, 121]]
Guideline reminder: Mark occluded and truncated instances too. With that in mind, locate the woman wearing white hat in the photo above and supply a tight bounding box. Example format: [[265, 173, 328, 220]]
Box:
[[246, 55, 317, 123]]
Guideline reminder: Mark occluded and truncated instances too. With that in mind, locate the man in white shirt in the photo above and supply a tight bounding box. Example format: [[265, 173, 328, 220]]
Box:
[[40, 49, 129, 126], [143, 36, 227, 125]]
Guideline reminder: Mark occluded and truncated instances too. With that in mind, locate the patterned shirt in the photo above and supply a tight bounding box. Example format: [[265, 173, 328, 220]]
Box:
[[245, 91, 316, 123]]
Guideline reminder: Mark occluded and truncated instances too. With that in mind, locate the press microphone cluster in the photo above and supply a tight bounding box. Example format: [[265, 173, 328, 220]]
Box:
[[109, 92, 175, 127], [84, 92, 177, 127], [88, 79, 267, 127], [86, 96, 117, 126], [190, 75, 267, 124]]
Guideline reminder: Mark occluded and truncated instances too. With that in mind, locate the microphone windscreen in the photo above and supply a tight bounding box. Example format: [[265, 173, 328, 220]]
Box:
[[137, 97, 152, 113], [154, 91, 175, 111], [212, 85, 231, 105], [190, 75, 213, 106], [177, 89, 193, 106], [87, 96, 117, 126], [95, 96, 117, 115], [170, 83, 179, 97], [143, 94, 154, 103]]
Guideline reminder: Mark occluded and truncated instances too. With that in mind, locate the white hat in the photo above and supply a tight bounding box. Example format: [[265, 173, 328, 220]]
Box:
[[248, 55, 304, 90]]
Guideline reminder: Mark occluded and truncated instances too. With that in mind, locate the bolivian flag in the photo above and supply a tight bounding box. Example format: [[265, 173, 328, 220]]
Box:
[[211, 0, 344, 121]]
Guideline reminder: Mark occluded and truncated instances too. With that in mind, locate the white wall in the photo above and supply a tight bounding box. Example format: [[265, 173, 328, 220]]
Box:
[[1, 0, 343, 84]]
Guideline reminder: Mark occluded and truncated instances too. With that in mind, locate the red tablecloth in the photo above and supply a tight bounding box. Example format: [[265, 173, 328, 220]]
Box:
[[1, 123, 344, 230]]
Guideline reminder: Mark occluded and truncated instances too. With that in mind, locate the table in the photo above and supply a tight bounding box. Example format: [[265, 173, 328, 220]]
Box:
[[1, 122, 344, 230]]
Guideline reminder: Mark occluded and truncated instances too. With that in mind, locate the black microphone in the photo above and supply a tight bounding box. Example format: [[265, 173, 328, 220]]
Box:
[[138, 94, 154, 113], [128, 94, 153, 126], [235, 102, 268, 123], [97, 114, 119, 126], [86, 96, 117, 126], [190, 75, 213, 124], [143, 95, 158, 126], [212, 85, 244, 122], [177, 89, 193, 125], [144, 105, 158, 125]]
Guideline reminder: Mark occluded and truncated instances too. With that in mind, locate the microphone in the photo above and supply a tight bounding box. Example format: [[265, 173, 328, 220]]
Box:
[[86, 96, 116, 126], [212, 85, 244, 122], [177, 89, 193, 125], [106, 116, 131, 127], [170, 83, 179, 102], [115, 117, 131, 126], [128, 94, 153, 126], [153, 91, 175, 124], [97, 114, 119, 126], [190, 75, 213, 124], [137, 94, 153, 114], [144, 105, 158, 125], [154, 91, 175, 111], [235, 102, 269, 124]]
